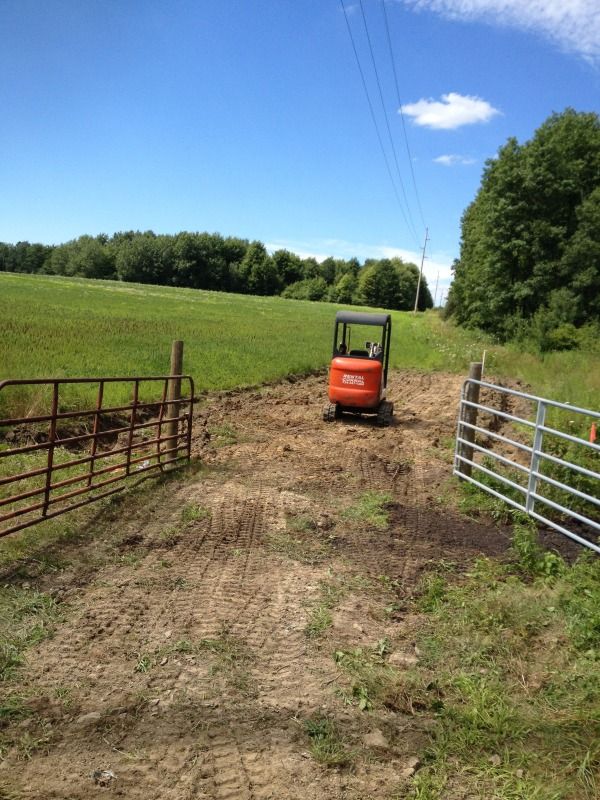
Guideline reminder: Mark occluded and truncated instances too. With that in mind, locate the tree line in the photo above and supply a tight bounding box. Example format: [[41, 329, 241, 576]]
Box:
[[0, 232, 433, 311], [446, 109, 600, 351]]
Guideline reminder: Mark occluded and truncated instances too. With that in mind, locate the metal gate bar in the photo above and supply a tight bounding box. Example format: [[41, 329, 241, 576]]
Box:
[[454, 378, 600, 554], [0, 375, 194, 538]]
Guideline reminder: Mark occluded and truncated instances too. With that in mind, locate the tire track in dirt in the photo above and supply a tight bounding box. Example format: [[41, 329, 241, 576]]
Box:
[[3, 369, 513, 800]]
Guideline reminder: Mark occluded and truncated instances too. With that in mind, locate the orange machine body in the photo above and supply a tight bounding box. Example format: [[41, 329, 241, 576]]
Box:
[[328, 356, 383, 409]]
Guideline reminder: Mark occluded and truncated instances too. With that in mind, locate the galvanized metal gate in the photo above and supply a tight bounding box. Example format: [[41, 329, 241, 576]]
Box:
[[0, 375, 194, 538], [454, 378, 600, 554]]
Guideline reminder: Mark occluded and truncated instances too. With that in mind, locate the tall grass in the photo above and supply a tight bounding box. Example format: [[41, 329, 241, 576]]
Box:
[[410, 547, 600, 800]]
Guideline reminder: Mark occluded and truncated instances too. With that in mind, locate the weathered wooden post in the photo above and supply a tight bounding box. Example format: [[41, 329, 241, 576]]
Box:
[[165, 340, 183, 465], [457, 361, 482, 479]]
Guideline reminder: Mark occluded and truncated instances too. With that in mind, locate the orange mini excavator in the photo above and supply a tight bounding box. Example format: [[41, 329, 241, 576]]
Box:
[[323, 310, 393, 426]]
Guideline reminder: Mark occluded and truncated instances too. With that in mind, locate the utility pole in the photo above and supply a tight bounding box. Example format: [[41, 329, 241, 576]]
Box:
[[413, 227, 429, 313], [433, 271, 440, 308]]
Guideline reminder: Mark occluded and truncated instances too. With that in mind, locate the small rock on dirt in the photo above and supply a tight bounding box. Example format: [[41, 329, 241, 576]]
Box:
[[92, 769, 117, 787], [388, 651, 418, 668], [363, 729, 389, 749], [400, 756, 421, 778], [74, 711, 102, 727]]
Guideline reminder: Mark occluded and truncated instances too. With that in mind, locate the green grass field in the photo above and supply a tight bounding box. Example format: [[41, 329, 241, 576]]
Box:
[[1, 272, 599, 417]]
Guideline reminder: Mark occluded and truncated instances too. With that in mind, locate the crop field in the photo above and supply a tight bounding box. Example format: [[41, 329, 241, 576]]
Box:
[[0, 273, 478, 416], [1, 272, 599, 418]]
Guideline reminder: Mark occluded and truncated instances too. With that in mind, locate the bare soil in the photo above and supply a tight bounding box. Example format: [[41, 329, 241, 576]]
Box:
[[1, 370, 516, 800]]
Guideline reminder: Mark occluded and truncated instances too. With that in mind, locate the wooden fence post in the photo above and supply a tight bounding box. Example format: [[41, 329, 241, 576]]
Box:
[[166, 340, 183, 465], [457, 361, 483, 479]]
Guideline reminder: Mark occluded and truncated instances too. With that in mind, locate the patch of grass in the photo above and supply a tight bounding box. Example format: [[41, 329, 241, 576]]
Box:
[[304, 717, 354, 767], [180, 503, 211, 524], [166, 575, 188, 591], [286, 513, 316, 533], [129, 632, 255, 694], [342, 491, 392, 530], [156, 502, 211, 544], [0, 693, 31, 724], [134, 653, 152, 674], [305, 605, 333, 639], [511, 522, 566, 579], [170, 638, 195, 654], [209, 424, 238, 448], [333, 647, 429, 714], [0, 516, 81, 574], [407, 550, 600, 799], [12, 727, 53, 760], [0, 697, 54, 761], [0, 587, 61, 682], [119, 552, 142, 568], [131, 638, 199, 674], [159, 524, 181, 544], [457, 475, 521, 525], [266, 530, 330, 565], [0, 468, 179, 578], [198, 633, 250, 665], [415, 573, 448, 613], [198, 633, 255, 695], [53, 685, 74, 708], [304, 573, 374, 639]]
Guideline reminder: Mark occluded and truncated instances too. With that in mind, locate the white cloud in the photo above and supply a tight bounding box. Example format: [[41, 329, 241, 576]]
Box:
[[402, 92, 500, 129], [400, 0, 600, 63], [434, 154, 476, 166], [266, 241, 331, 263]]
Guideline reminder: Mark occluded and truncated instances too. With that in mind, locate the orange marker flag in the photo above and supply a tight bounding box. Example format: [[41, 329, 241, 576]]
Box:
[[591, 422, 597, 444]]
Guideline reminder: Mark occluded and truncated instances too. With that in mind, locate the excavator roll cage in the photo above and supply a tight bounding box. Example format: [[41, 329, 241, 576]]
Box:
[[324, 310, 394, 427], [331, 310, 392, 390]]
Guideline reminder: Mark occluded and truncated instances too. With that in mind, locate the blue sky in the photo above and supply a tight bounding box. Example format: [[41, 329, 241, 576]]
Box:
[[1, 0, 598, 301]]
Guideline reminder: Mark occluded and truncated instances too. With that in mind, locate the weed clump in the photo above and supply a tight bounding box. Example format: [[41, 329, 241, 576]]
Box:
[[180, 503, 211, 524], [304, 717, 353, 767], [303, 573, 374, 639], [342, 491, 392, 530], [333, 646, 429, 714]]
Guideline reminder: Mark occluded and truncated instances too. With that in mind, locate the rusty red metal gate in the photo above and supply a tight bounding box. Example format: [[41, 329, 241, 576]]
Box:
[[0, 375, 195, 538]]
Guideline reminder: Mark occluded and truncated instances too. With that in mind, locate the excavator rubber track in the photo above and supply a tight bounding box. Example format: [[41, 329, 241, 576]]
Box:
[[376, 400, 394, 427]]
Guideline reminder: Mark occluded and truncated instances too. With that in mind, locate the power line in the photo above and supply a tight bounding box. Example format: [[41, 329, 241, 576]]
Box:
[[357, 0, 421, 247], [381, 0, 427, 232], [339, 0, 420, 250]]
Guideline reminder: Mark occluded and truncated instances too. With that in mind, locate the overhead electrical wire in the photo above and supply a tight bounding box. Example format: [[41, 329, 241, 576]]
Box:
[[357, 0, 421, 246], [381, 0, 428, 232], [339, 0, 421, 250]]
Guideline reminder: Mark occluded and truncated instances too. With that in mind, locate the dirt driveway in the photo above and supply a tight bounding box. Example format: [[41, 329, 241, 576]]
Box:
[[1, 370, 510, 800]]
